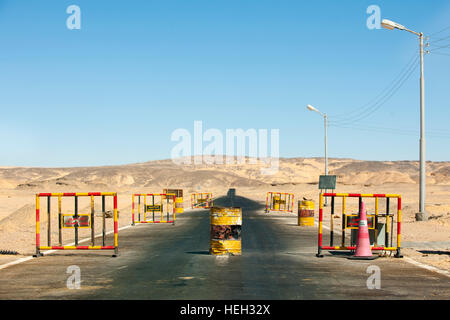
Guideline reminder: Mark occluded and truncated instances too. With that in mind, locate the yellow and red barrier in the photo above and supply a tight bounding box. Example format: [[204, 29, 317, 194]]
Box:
[[265, 192, 294, 213], [191, 192, 213, 209], [163, 188, 184, 214], [317, 193, 402, 258], [35, 192, 118, 257], [132, 193, 176, 225]]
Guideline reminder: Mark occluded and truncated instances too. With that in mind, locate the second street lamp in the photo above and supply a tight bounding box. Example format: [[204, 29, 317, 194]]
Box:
[[307, 104, 328, 205]]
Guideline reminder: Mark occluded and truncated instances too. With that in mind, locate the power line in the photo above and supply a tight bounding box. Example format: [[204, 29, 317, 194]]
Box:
[[330, 123, 450, 139], [329, 51, 419, 121], [428, 34, 450, 44], [330, 123, 417, 135], [329, 55, 419, 125], [428, 43, 450, 51], [324, 25, 450, 140], [330, 65, 418, 125], [429, 51, 450, 57], [335, 123, 450, 136], [428, 128, 450, 134], [327, 27, 449, 124], [428, 25, 450, 38]]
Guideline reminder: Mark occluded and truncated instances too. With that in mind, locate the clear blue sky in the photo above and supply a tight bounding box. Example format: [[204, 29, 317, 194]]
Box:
[[0, 0, 449, 167]]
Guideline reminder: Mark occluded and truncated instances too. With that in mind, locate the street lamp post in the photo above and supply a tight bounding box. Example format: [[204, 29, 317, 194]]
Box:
[[381, 19, 428, 221], [307, 104, 328, 205]]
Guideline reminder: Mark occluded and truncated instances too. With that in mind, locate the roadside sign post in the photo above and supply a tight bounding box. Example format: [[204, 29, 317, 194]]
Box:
[[319, 175, 336, 207]]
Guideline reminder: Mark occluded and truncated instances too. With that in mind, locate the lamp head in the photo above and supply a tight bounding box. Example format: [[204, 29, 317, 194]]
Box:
[[381, 19, 406, 31], [307, 104, 318, 112]]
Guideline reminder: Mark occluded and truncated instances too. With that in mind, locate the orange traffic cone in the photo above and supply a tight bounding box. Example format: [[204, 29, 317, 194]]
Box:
[[349, 201, 378, 260]]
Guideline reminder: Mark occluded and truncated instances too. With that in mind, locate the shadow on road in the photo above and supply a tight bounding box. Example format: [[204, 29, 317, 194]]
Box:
[[186, 251, 209, 255], [185, 189, 265, 256], [418, 250, 450, 256], [212, 189, 266, 212]]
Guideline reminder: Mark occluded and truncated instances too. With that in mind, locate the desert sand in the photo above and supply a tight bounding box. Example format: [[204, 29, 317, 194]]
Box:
[[0, 157, 449, 270]]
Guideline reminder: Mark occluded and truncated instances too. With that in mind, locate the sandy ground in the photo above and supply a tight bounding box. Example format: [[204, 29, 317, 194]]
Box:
[[0, 158, 449, 272]]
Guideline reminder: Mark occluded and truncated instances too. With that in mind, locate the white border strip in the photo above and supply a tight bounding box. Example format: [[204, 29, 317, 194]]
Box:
[[403, 257, 450, 278]]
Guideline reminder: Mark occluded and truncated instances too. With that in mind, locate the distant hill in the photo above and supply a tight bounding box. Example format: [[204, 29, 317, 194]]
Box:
[[0, 157, 449, 191]]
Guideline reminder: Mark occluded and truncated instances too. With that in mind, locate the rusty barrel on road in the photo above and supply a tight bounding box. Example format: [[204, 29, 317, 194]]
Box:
[[210, 207, 242, 255], [298, 200, 315, 226]]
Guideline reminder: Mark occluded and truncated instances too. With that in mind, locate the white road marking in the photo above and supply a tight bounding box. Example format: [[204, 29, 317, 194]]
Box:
[[314, 218, 450, 278], [0, 225, 132, 271], [403, 257, 450, 278], [0, 256, 34, 271]]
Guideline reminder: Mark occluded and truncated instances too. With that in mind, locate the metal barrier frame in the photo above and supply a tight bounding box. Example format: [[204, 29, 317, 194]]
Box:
[[190, 192, 213, 209], [132, 193, 176, 225], [265, 192, 295, 213], [35, 192, 118, 257], [163, 188, 184, 213], [163, 189, 183, 198], [317, 193, 402, 258]]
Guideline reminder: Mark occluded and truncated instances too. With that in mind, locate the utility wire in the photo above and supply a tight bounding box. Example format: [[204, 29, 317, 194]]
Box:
[[329, 51, 419, 121], [330, 123, 417, 135], [429, 51, 450, 57], [428, 34, 450, 44], [324, 25, 450, 139], [428, 25, 450, 38], [329, 55, 419, 125], [428, 43, 450, 51], [330, 123, 450, 139], [333, 123, 450, 136]]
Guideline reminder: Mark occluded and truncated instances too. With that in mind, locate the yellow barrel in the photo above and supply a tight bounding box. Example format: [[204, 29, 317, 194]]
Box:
[[273, 195, 280, 211], [298, 200, 314, 226], [210, 207, 242, 256], [175, 197, 184, 214]]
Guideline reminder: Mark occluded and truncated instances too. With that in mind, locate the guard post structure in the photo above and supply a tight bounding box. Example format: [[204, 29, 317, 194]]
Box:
[[265, 192, 294, 213], [317, 193, 402, 258], [132, 193, 176, 225], [34, 192, 119, 257], [191, 192, 213, 209], [163, 189, 184, 214], [210, 207, 242, 256]]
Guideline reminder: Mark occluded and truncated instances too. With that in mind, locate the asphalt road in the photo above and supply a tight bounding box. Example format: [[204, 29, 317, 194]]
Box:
[[0, 193, 449, 299]]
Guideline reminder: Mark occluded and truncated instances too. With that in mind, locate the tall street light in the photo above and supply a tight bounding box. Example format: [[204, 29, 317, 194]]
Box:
[[307, 104, 328, 205], [381, 19, 428, 221]]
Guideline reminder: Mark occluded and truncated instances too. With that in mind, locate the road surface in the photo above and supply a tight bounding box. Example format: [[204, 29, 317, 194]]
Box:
[[0, 193, 449, 299]]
